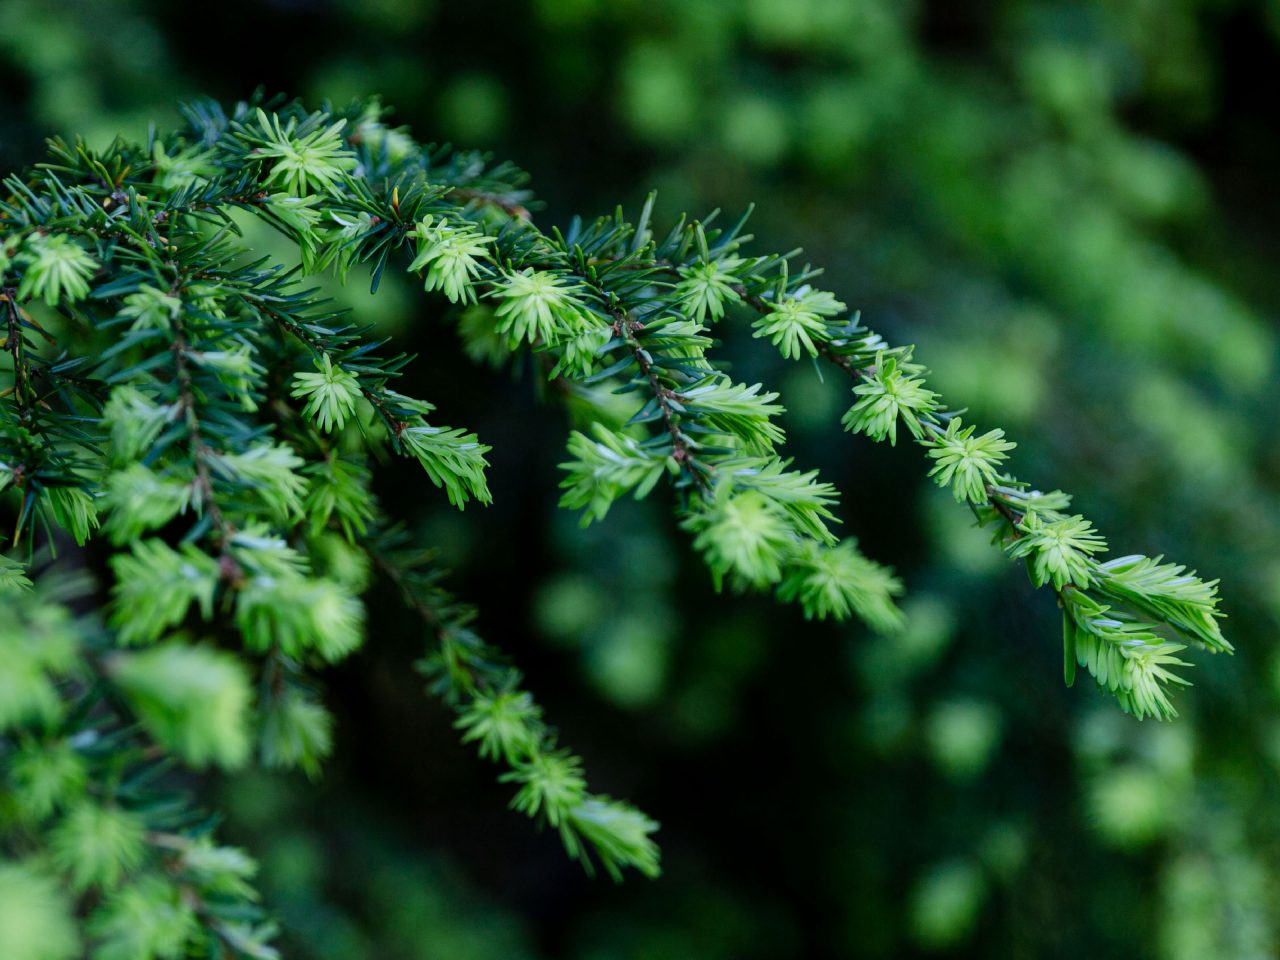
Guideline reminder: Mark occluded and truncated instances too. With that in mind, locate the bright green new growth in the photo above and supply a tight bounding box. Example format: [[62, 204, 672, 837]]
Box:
[[400, 422, 492, 508], [102, 386, 176, 462], [49, 801, 147, 891], [0, 94, 1231, 956], [0, 584, 279, 958], [778, 540, 905, 631], [408, 214, 492, 303], [15, 233, 98, 306], [119, 285, 182, 332], [291, 354, 361, 432], [44, 486, 98, 545], [1009, 513, 1109, 590], [925, 419, 1016, 504], [111, 643, 254, 769], [102, 464, 191, 542], [0, 864, 80, 960], [493, 268, 598, 346], [752, 297, 830, 360], [674, 257, 742, 323], [109, 540, 220, 644], [685, 486, 796, 589], [7, 740, 87, 821], [252, 107, 357, 196], [842, 351, 939, 445], [559, 425, 674, 523]]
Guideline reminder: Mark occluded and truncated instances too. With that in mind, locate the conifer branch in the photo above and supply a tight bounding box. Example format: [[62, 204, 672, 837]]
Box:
[[0, 93, 1237, 957], [366, 532, 661, 880], [200, 95, 1223, 713], [243, 293, 410, 436], [1, 576, 277, 958], [2, 289, 35, 423], [168, 313, 236, 559], [616, 309, 708, 487], [448, 186, 532, 220]]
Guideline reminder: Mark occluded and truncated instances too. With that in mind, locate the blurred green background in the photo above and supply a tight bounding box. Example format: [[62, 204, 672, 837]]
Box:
[[4, 0, 1279, 956]]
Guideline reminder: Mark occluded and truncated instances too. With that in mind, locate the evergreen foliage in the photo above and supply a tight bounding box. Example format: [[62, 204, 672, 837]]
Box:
[[0, 93, 1231, 955]]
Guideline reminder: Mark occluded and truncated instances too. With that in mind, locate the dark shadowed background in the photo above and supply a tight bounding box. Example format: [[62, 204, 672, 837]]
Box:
[[4, 0, 1279, 956]]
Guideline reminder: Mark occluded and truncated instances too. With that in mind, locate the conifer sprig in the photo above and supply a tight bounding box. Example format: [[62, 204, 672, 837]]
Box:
[[367, 531, 661, 880], [617, 216, 1230, 720], [0, 93, 1236, 958], [203, 94, 1226, 717], [1, 575, 278, 959]]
